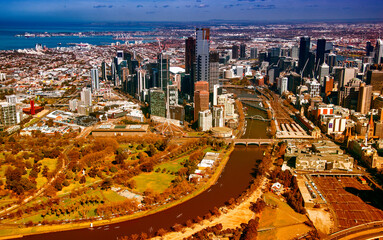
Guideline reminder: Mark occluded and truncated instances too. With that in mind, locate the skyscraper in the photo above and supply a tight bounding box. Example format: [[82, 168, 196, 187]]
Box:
[[194, 81, 209, 121], [298, 36, 310, 76], [232, 45, 239, 59], [366, 41, 374, 56], [327, 53, 337, 72], [375, 39, 383, 64], [0, 103, 17, 127], [209, 52, 219, 93], [101, 61, 107, 81], [319, 63, 330, 86], [240, 43, 246, 59], [81, 88, 92, 106], [185, 37, 196, 74], [90, 68, 99, 93], [357, 83, 372, 114], [250, 47, 257, 59], [157, 53, 169, 91], [196, 28, 210, 82], [150, 88, 166, 118], [316, 38, 326, 71], [194, 90, 209, 122]]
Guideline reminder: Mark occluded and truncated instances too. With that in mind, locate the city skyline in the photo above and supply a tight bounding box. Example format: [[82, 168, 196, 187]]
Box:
[[1, 0, 383, 23]]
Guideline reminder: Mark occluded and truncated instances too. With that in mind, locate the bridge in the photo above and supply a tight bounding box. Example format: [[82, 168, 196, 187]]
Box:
[[245, 115, 270, 122], [225, 138, 276, 146]]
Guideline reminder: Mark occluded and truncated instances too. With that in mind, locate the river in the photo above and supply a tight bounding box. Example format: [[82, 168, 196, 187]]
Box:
[[19, 89, 269, 240]]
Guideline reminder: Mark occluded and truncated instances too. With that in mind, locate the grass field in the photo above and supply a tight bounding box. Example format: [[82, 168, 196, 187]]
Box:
[[132, 172, 176, 193], [155, 157, 185, 173], [258, 192, 312, 240]]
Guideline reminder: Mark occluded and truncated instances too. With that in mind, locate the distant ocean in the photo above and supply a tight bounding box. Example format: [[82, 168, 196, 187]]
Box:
[[0, 23, 156, 50]]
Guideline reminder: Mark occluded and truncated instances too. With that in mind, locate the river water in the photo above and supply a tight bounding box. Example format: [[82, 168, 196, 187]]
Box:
[[20, 89, 269, 240]]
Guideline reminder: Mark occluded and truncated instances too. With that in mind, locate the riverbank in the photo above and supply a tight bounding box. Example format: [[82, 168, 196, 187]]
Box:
[[154, 176, 269, 240], [0, 145, 235, 240]]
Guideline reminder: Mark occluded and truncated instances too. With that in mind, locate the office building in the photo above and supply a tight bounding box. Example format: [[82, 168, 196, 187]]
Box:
[[327, 53, 337, 72], [213, 84, 220, 106], [101, 61, 107, 81], [90, 68, 99, 92], [209, 52, 219, 93], [357, 83, 372, 114], [212, 105, 224, 127], [81, 88, 92, 106], [298, 36, 310, 76], [291, 45, 299, 60], [194, 90, 209, 122], [169, 105, 185, 122], [319, 63, 330, 86], [232, 45, 239, 59], [185, 37, 196, 75], [367, 70, 383, 92], [240, 43, 246, 59], [338, 78, 362, 110], [366, 41, 374, 56], [375, 39, 383, 64], [0, 102, 17, 127], [199, 110, 212, 131], [316, 38, 326, 71], [150, 88, 166, 118], [157, 53, 169, 91], [196, 28, 210, 82], [280, 77, 288, 95], [116, 50, 124, 64], [167, 85, 178, 106], [250, 47, 257, 59]]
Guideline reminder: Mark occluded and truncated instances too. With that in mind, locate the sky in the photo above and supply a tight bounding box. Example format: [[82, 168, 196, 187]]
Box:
[[0, 0, 382, 23]]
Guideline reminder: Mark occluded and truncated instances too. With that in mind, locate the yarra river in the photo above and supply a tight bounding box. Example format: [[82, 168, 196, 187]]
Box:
[[22, 92, 270, 239]]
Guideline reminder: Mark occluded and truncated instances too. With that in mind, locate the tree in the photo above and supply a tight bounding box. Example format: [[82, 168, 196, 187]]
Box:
[[79, 176, 86, 184], [101, 179, 113, 190]]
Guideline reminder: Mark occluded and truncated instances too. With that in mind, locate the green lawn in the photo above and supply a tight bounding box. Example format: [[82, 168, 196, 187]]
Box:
[[132, 172, 176, 193], [155, 158, 185, 173], [40, 158, 58, 171], [102, 190, 127, 202]]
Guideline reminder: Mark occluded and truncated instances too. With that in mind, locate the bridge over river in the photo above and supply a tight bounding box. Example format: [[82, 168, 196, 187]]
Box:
[[225, 138, 275, 146]]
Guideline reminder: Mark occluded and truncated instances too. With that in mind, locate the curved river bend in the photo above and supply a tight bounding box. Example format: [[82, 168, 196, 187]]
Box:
[[22, 146, 264, 240]]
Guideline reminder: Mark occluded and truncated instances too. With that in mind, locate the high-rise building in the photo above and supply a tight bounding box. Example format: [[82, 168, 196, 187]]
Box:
[[213, 84, 220, 106], [298, 36, 310, 76], [319, 63, 330, 86], [316, 38, 326, 72], [0, 102, 17, 127], [157, 53, 169, 91], [367, 70, 383, 92], [194, 90, 209, 122], [209, 52, 219, 93], [101, 61, 107, 81], [366, 41, 374, 56], [232, 45, 239, 59], [150, 88, 166, 118], [338, 78, 362, 110], [199, 110, 212, 131], [326, 53, 337, 72], [5, 95, 17, 104], [196, 28, 210, 82], [250, 47, 257, 59], [212, 106, 224, 127], [137, 68, 146, 99], [194, 81, 209, 93], [81, 88, 92, 106], [357, 83, 372, 114], [167, 85, 178, 107], [90, 68, 99, 92], [375, 39, 383, 64], [185, 37, 196, 75], [291, 45, 299, 60], [116, 50, 124, 64], [324, 76, 334, 96], [240, 43, 246, 59], [280, 77, 288, 95]]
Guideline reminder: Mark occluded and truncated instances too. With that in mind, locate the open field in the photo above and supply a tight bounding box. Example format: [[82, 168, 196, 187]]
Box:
[[258, 192, 312, 240], [132, 172, 176, 193], [312, 176, 383, 231]]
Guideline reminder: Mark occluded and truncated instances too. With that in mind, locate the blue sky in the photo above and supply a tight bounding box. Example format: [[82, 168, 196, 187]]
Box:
[[0, 0, 382, 23]]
